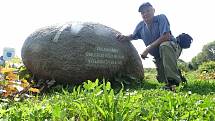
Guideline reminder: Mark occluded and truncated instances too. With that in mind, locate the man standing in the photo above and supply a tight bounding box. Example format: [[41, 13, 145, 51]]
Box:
[[117, 2, 182, 91]]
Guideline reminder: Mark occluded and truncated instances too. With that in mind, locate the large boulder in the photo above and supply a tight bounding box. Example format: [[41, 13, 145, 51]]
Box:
[[21, 22, 144, 84]]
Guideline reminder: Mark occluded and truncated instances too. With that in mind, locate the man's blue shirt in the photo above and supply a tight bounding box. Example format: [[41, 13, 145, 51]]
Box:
[[132, 14, 174, 58]]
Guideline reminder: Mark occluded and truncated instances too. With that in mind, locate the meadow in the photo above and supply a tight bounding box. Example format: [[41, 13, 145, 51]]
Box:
[[0, 67, 214, 121]]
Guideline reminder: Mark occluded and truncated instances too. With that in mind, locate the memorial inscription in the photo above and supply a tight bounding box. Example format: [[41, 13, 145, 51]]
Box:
[[85, 46, 124, 68]]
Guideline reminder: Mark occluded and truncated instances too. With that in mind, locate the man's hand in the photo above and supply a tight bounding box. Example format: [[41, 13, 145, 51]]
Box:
[[140, 51, 148, 59], [116, 34, 132, 42], [140, 46, 151, 59]]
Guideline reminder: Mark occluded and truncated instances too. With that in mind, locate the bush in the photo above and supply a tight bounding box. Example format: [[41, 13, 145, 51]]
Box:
[[198, 61, 215, 73], [198, 61, 215, 80]]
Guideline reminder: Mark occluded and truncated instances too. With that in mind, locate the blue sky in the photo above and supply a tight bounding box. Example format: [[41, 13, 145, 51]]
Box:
[[0, 0, 214, 67]]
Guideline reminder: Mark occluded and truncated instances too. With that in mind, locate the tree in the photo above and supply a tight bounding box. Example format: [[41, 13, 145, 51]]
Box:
[[202, 41, 215, 61], [191, 40, 215, 70]]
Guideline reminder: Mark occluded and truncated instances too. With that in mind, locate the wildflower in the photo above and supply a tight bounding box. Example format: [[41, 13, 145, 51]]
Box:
[[29, 88, 40, 93], [14, 85, 24, 92], [0, 89, 6, 94], [96, 90, 103, 96], [188, 91, 192, 95], [125, 91, 137, 96], [195, 100, 203, 105]]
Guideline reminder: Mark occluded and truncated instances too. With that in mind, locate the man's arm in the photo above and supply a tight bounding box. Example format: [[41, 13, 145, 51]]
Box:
[[141, 32, 171, 59], [116, 34, 134, 42], [147, 32, 170, 49]]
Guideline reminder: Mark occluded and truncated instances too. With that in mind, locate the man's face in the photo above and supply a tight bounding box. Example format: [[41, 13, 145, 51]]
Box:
[[140, 7, 155, 24]]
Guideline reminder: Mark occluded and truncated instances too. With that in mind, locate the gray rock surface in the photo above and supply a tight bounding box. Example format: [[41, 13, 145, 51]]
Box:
[[21, 22, 144, 84]]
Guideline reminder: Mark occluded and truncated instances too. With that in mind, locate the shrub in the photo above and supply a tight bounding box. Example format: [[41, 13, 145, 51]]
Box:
[[198, 61, 215, 80], [198, 61, 215, 73]]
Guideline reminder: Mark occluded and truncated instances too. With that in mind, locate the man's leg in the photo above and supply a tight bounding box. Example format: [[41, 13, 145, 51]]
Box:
[[159, 41, 182, 86], [153, 58, 167, 83]]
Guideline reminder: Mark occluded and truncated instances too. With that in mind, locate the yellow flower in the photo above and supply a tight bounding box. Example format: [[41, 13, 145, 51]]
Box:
[[29, 88, 40, 93], [21, 79, 30, 88]]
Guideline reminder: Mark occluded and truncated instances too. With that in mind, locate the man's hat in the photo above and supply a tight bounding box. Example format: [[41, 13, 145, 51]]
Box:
[[138, 2, 153, 12]]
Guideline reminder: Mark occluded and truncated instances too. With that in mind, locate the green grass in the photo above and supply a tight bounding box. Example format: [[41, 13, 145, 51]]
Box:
[[0, 71, 215, 121]]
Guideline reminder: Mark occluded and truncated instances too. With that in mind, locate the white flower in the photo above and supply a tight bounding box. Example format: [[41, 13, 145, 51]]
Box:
[[96, 90, 103, 96], [0, 89, 7, 94], [14, 85, 24, 92], [125, 91, 137, 96], [195, 100, 203, 105]]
